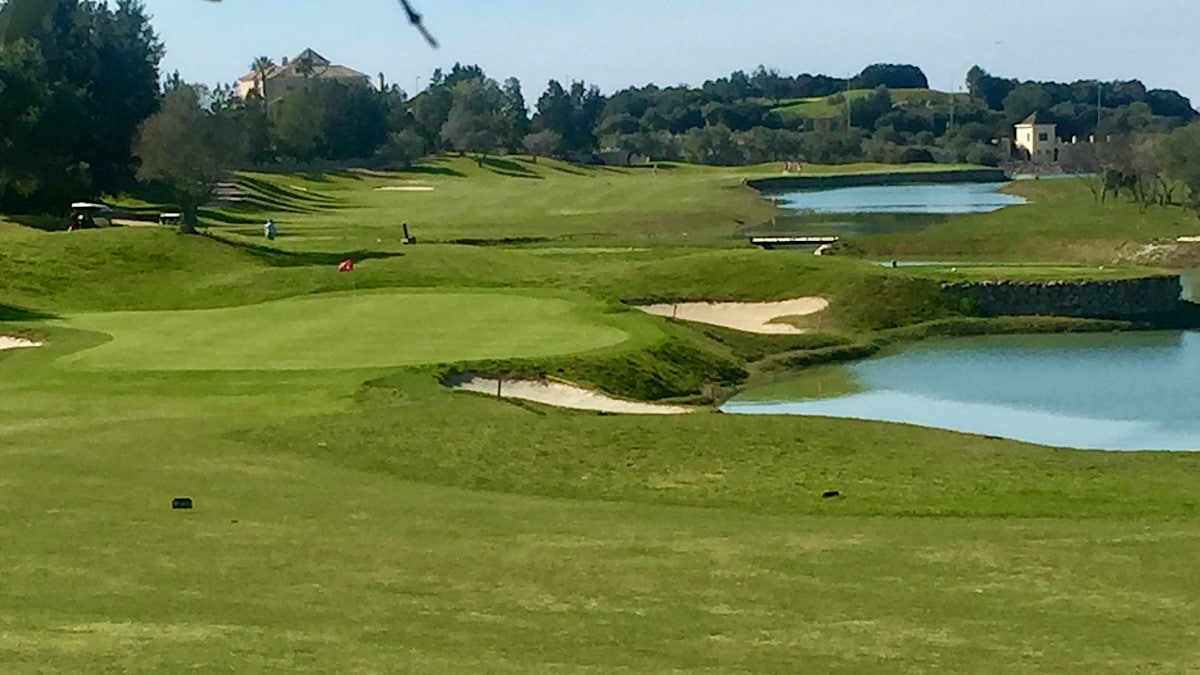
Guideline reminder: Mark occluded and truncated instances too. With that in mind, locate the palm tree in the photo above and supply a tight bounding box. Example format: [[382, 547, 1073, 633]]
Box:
[[294, 53, 316, 82], [250, 56, 275, 101]]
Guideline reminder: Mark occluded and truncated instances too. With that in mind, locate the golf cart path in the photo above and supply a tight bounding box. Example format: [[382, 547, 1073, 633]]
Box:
[[635, 297, 829, 334], [454, 377, 693, 415]]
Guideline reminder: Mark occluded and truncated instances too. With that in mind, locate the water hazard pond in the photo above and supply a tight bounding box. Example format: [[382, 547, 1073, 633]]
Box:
[[776, 182, 1026, 214], [766, 181, 1027, 237], [724, 331, 1200, 451]]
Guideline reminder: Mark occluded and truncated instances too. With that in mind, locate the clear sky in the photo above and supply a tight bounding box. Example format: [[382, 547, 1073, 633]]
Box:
[[146, 0, 1200, 104]]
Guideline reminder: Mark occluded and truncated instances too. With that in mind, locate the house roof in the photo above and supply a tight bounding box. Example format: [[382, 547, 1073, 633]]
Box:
[[238, 49, 367, 85], [1016, 112, 1055, 127]]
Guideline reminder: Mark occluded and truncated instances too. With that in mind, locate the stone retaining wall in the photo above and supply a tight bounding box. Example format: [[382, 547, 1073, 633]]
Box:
[[942, 276, 1184, 319]]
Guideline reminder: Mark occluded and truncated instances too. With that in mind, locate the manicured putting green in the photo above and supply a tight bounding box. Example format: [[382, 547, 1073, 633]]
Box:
[[59, 290, 642, 370]]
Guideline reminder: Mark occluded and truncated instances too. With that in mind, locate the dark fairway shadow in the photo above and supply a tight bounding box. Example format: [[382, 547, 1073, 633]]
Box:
[[480, 157, 543, 179], [203, 232, 405, 268], [546, 164, 588, 176], [198, 209, 265, 225], [397, 164, 467, 178], [0, 303, 58, 321], [8, 215, 68, 232]]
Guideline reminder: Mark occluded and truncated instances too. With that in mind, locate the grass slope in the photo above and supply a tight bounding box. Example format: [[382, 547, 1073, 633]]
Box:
[[4, 158, 1200, 671]]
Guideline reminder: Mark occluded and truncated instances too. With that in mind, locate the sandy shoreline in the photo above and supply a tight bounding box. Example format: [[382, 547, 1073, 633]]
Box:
[[454, 377, 693, 415], [635, 297, 829, 334]]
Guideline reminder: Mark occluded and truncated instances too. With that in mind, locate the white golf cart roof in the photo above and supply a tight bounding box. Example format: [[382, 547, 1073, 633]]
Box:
[[70, 202, 113, 212]]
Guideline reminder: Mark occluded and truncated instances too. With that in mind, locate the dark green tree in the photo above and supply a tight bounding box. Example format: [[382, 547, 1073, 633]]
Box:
[[680, 124, 742, 165], [1164, 121, 1200, 215], [966, 66, 1015, 110], [852, 63, 927, 90], [850, 86, 893, 129], [534, 79, 604, 157], [412, 78, 454, 151], [500, 76, 530, 151]]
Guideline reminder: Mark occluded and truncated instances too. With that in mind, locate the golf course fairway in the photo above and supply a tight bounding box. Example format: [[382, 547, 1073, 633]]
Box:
[[57, 289, 651, 370]]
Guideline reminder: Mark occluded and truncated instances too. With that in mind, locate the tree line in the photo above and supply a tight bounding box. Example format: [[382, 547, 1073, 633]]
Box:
[[0, 0, 160, 212], [3, 1, 1200, 224]]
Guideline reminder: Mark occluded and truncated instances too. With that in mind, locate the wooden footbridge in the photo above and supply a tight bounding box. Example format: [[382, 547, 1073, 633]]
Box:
[[748, 235, 839, 250]]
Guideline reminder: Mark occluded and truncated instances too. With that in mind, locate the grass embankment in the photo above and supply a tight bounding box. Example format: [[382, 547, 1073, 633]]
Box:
[[5, 159, 1200, 671], [844, 178, 1200, 264]]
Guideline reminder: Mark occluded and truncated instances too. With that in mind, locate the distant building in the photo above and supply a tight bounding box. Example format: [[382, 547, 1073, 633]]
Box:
[[1013, 112, 1060, 162], [236, 49, 370, 101]]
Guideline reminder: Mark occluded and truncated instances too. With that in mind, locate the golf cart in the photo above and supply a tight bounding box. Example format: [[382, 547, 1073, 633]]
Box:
[[67, 202, 114, 230]]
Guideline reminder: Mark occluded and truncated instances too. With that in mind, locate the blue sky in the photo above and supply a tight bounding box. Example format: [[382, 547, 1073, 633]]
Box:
[[146, 0, 1200, 103]]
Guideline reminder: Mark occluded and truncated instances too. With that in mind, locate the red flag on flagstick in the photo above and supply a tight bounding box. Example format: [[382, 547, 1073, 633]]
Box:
[[337, 258, 354, 272]]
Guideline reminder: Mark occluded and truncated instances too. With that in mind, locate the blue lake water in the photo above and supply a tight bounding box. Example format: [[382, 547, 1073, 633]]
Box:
[[774, 182, 1026, 214], [723, 331, 1200, 451]]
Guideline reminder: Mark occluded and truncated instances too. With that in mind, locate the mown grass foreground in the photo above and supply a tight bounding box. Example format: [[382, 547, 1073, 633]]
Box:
[[4, 158, 1200, 672]]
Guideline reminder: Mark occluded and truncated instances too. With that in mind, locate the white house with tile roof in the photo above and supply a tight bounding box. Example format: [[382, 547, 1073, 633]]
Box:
[[236, 49, 370, 101]]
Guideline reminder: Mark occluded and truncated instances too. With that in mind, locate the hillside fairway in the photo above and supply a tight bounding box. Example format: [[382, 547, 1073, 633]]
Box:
[[57, 289, 650, 371], [120, 156, 986, 251], [771, 88, 963, 119]]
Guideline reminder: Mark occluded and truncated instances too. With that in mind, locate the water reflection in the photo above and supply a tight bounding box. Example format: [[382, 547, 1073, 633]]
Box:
[[759, 182, 1026, 238], [724, 331, 1200, 451]]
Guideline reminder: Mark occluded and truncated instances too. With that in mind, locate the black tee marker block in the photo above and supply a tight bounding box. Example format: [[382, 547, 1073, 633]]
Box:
[[172, 497, 193, 509]]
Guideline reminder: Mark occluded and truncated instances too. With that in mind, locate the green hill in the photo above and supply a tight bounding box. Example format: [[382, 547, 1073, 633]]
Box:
[[773, 87, 965, 118]]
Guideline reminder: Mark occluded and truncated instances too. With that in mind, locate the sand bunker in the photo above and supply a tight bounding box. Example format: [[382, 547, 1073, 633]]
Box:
[[376, 185, 435, 192], [635, 297, 829, 334], [454, 377, 692, 415], [0, 335, 43, 350]]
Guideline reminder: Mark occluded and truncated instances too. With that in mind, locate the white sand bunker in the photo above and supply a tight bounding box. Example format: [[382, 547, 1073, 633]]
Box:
[[376, 185, 434, 192], [636, 297, 829, 334], [0, 335, 43, 350], [454, 377, 692, 415]]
